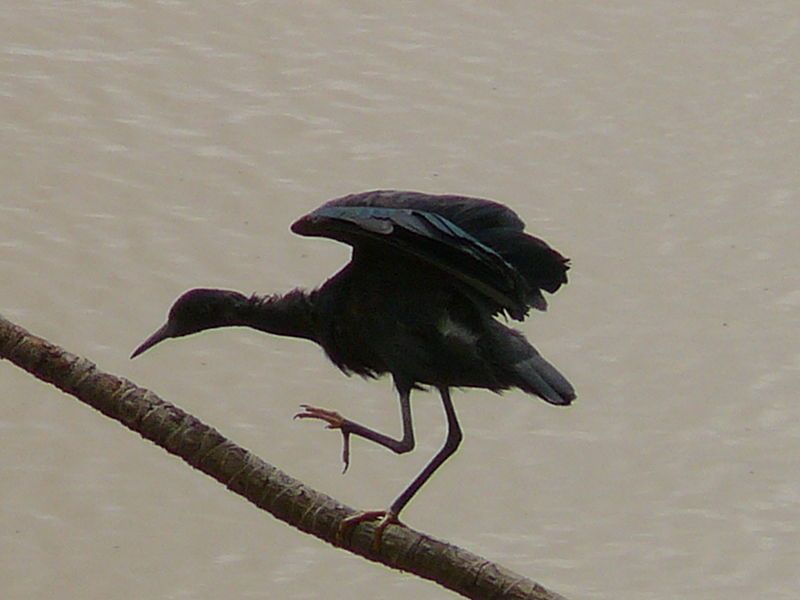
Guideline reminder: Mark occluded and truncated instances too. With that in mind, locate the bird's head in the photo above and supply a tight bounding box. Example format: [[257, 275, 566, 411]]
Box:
[[131, 288, 248, 358]]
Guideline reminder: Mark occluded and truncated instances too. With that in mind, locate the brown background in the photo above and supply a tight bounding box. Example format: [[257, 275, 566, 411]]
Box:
[[2, 3, 798, 599]]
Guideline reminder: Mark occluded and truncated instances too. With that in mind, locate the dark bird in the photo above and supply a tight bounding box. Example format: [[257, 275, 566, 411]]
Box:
[[131, 190, 575, 543]]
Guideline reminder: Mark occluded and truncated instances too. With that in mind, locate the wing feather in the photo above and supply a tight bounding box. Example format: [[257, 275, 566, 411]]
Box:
[[291, 190, 569, 320]]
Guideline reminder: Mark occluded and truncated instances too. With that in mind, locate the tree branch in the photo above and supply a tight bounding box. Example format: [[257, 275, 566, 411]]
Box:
[[0, 315, 569, 600]]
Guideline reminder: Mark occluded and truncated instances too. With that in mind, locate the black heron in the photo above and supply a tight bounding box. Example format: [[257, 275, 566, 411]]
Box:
[[131, 190, 575, 543]]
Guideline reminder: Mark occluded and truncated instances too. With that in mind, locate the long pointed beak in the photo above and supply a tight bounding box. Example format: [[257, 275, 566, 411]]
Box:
[[130, 322, 174, 359]]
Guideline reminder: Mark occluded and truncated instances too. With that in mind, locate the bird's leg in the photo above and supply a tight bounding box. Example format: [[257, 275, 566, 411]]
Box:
[[340, 387, 463, 549], [294, 387, 415, 473]]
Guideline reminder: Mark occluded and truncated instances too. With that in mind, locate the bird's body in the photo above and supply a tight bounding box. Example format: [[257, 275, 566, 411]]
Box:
[[311, 251, 571, 400], [132, 190, 575, 543]]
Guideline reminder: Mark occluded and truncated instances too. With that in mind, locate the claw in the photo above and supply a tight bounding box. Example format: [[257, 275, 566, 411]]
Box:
[[294, 404, 344, 428], [338, 509, 403, 550], [294, 404, 352, 472], [341, 432, 351, 473]]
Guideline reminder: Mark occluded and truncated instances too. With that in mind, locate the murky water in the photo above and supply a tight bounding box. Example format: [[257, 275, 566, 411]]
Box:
[[2, 3, 798, 599]]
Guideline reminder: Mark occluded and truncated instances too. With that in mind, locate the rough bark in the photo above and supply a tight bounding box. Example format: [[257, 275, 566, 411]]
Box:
[[0, 315, 569, 600]]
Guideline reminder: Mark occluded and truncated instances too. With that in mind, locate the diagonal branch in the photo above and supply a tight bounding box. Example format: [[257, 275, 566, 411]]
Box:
[[0, 315, 569, 600]]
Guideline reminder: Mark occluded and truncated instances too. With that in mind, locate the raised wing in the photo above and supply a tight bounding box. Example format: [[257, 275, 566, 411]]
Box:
[[291, 190, 569, 320]]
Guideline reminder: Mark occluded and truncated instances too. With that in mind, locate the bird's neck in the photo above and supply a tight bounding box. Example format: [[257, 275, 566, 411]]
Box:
[[237, 289, 318, 342]]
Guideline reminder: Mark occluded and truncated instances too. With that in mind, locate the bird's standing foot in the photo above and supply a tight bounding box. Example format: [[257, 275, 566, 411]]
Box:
[[339, 509, 403, 550], [294, 404, 353, 472]]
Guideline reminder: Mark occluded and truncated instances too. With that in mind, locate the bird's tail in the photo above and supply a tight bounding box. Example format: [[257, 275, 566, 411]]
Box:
[[513, 347, 576, 406]]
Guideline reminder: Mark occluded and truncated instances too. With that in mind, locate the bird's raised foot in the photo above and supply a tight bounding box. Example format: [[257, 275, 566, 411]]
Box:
[[339, 509, 403, 550], [294, 404, 352, 472], [294, 404, 345, 428]]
